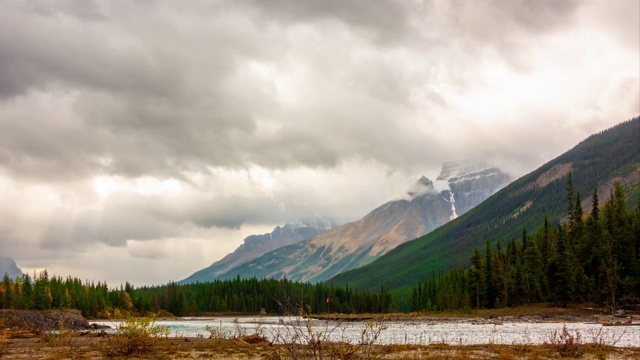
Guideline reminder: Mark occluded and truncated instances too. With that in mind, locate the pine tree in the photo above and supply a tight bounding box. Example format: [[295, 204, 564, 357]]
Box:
[[569, 193, 585, 253], [566, 172, 575, 217], [583, 208, 605, 290], [599, 231, 620, 316], [484, 240, 498, 308], [539, 216, 551, 268], [591, 188, 600, 221], [2, 274, 12, 309], [469, 247, 483, 309], [549, 227, 574, 308], [523, 240, 545, 302]]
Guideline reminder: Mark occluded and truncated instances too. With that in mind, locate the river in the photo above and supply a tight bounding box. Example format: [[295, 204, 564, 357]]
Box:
[[90, 316, 640, 347]]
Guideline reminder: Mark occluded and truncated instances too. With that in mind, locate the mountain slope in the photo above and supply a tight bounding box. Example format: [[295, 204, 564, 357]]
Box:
[[180, 218, 339, 284], [0, 256, 23, 279], [216, 161, 510, 283], [330, 117, 640, 290]]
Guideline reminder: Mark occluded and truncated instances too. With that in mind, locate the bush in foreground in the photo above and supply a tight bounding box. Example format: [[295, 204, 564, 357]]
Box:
[[103, 313, 169, 357]]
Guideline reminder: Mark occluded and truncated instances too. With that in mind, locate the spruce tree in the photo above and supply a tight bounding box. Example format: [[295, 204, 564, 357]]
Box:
[[566, 172, 575, 217], [591, 188, 600, 221], [469, 247, 483, 309], [1, 274, 10, 309], [484, 239, 498, 308], [523, 240, 545, 302], [539, 216, 551, 268], [550, 226, 574, 308]]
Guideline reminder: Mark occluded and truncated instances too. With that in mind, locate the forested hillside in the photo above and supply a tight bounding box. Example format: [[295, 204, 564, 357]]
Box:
[[411, 179, 640, 311], [331, 117, 640, 290]]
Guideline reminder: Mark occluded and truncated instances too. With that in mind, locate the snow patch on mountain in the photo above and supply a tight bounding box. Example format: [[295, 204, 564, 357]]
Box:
[[437, 160, 493, 181], [445, 191, 458, 220]]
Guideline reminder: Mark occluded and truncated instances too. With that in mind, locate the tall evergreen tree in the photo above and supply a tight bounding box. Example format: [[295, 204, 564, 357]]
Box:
[[483, 239, 497, 308], [591, 188, 600, 221], [469, 247, 483, 309], [1, 274, 11, 309], [566, 172, 575, 217], [523, 240, 545, 302], [539, 216, 551, 268], [549, 226, 574, 308]]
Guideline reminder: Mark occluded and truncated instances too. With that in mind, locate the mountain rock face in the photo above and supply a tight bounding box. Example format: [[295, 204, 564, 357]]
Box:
[[330, 117, 640, 291], [0, 256, 23, 279], [215, 160, 510, 283], [180, 218, 339, 284]]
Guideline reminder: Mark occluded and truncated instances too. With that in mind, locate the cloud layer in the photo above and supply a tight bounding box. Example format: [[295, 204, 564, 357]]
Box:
[[0, 0, 637, 285]]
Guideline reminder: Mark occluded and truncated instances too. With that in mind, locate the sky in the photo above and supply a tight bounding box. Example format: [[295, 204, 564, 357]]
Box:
[[1, 0, 638, 286]]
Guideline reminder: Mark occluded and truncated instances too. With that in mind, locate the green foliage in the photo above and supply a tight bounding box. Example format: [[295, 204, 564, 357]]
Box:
[[0, 272, 395, 316]]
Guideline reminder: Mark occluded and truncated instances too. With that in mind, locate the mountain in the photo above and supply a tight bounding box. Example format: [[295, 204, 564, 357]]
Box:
[[330, 117, 640, 290], [180, 218, 340, 284], [214, 160, 510, 283], [0, 256, 23, 279]]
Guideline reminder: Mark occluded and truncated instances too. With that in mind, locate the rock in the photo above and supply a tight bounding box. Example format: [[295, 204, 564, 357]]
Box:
[[89, 323, 111, 330], [0, 309, 91, 332]]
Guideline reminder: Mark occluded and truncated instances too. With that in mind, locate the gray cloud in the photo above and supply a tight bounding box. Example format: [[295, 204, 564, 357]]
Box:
[[0, 0, 636, 285], [241, 0, 415, 45]]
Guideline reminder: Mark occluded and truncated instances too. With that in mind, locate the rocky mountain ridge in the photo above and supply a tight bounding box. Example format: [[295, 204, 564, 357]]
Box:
[[211, 160, 510, 283], [0, 256, 23, 279], [180, 217, 339, 284]]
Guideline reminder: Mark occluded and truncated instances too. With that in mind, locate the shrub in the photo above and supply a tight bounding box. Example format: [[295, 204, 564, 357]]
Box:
[[270, 305, 386, 360], [42, 319, 74, 348], [103, 313, 170, 357], [547, 324, 585, 358]]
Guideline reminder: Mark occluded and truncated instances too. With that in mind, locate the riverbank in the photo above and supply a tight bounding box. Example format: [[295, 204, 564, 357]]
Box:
[[312, 303, 639, 325], [1, 308, 639, 359], [2, 333, 639, 359]]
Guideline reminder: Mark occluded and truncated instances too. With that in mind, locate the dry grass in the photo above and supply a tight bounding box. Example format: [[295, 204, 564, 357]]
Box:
[[0, 333, 638, 360], [1, 305, 638, 360]]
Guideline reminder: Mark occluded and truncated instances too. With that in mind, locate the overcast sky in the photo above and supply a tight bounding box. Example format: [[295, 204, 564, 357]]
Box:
[[1, 0, 638, 286]]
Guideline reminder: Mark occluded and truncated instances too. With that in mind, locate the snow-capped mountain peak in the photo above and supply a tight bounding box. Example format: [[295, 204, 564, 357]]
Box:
[[436, 160, 496, 182]]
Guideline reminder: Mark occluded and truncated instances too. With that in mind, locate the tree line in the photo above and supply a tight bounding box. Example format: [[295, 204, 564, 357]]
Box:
[[0, 271, 393, 318], [411, 175, 640, 312]]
